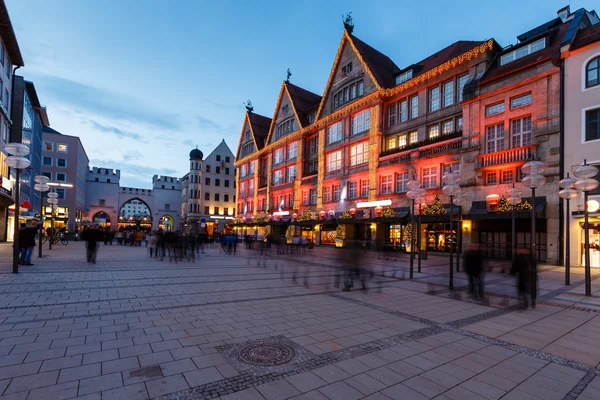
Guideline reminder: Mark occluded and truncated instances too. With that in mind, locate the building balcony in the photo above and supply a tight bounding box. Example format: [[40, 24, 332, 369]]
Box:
[[477, 145, 535, 169], [418, 140, 462, 159], [380, 130, 462, 158]]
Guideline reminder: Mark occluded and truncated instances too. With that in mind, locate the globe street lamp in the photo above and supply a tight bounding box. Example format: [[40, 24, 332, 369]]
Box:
[[573, 160, 600, 296], [47, 192, 59, 250], [406, 180, 425, 279], [33, 175, 50, 258], [558, 174, 579, 285], [442, 169, 461, 290], [4, 143, 31, 274], [522, 160, 546, 305], [506, 184, 522, 266]]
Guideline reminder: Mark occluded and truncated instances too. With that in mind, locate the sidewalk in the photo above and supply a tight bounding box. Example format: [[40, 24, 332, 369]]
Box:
[[0, 242, 597, 399]]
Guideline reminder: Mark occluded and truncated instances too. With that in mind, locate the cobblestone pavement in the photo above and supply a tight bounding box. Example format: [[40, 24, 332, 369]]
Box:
[[0, 241, 599, 399]]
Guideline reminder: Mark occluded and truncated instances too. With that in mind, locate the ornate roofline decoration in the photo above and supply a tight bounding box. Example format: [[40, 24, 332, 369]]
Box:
[[315, 30, 383, 120], [265, 82, 304, 147], [234, 112, 260, 162]]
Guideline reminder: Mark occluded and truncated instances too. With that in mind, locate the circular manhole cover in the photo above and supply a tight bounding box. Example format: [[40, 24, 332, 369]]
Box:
[[237, 342, 295, 366]]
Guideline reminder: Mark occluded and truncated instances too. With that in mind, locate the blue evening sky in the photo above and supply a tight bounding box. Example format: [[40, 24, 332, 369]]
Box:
[[4, 0, 596, 187]]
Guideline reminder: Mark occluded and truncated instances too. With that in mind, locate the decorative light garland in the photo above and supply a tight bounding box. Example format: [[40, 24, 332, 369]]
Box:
[[381, 207, 395, 218], [422, 195, 447, 215], [285, 225, 295, 243], [368, 104, 380, 201], [335, 224, 346, 240], [316, 128, 326, 209], [339, 210, 353, 220], [297, 209, 318, 221], [498, 195, 532, 212], [264, 83, 306, 146]]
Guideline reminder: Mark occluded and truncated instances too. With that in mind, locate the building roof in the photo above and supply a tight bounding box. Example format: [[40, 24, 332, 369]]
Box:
[[517, 18, 563, 42], [189, 148, 203, 160], [347, 34, 400, 89], [42, 126, 61, 135], [285, 82, 321, 127], [0, 0, 23, 66], [247, 112, 271, 150], [571, 23, 600, 50], [23, 80, 40, 108]]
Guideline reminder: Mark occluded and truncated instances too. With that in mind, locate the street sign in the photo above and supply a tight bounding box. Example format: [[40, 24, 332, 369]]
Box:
[[200, 218, 206, 223], [201, 223, 206, 228]]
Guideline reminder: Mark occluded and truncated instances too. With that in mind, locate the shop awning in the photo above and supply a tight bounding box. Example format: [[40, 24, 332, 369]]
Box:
[[464, 196, 546, 220]]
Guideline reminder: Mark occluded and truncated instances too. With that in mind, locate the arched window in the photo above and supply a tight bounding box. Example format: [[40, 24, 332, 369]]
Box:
[[587, 56, 600, 88]]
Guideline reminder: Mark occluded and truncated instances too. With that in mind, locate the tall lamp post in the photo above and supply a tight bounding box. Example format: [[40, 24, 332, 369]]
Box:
[[558, 174, 579, 285], [506, 184, 522, 265], [573, 160, 599, 296], [442, 168, 461, 290], [47, 191, 59, 250], [4, 143, 31, 274], [33, 176, 50, 258], [406, 180, 425, 279], [522, 160, 547, 305]]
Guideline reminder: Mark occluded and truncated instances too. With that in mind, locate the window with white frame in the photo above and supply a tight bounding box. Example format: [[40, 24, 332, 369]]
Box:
[[326, 151, 342, 172], [442, 161, 460, 176], [351, 109, 370, 135], [348, 181, 357, 199], [587, 57, 599, 88], [273, 147, 284, 164], [360, 180, 369, 197], [511, 116, 532, 148], [510, 93, 532, 109], [249, 160, 255, 175], [486, 102, 505, 116], [310, 189, 317, 204], [56, 188, 66, 200], [442, 120, 454, 135], [57, 144, 68, 153], [409, 130, 418, 144], [486, 172, 497, 185], [308, 137, 318, 154], [57, 158, 67, 168], [500, 38, 546, 66], [56, 172, 66, 182], [395, 171, 409, 193], [327, 121, 343, 144], [387, 136, 397, 150], [501, 170, 514, 184], [457, 117, 463, 131], [287, 142, 298, 159], [323, 187, 332, 202], [333, 185, 341, 201], [410, 95, 419, 119], [486, 123, 505, 153], [240, 164, 248, 178], [443, 80, 454, 107], [586, 108, 600, 141], [429, 86, 440, 112], [380, 175, 393, 194], [272, 169, 283, 185], [398, 134, 407, 148], [240, 182, 247, 195], [302, 191, 309, 205], [457, 73, 469, 102], [388, 103, 397, 127], [428, 124, 440, 139], [43, 141, 54, 151], [286, 165, 296, 182], [43, 156, 52, 166], [400, 100, 408, 123], [248, 179, 254, 192], [350, 142, 369, 166], [422, 166, 438, 189], [396, 69, 413, 84]]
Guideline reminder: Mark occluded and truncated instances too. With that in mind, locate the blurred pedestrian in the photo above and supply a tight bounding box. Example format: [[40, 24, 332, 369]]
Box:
[[18, 221, 41, 266], [81, 224, 103, 264], [464, 244, 484, 300], [511, 248, 531, 309]]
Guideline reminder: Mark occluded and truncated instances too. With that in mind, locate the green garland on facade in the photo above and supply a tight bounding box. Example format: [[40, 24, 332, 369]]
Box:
[[497, 196, 533, 212], [297, 209, 318, 221], [402, 224, 412, 242], [381, 207, 395, 218], [422, 195, 447, 215], [264, 225, 272, 237], [285, 226, 295, 242], [339, 210, 353, 220], [335, 225, 346, 240], [254, 215, 266, 223]]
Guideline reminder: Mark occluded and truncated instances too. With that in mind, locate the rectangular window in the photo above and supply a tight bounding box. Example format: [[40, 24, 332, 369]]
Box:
[[351, 109, 370, 135], [226, 156, 230, 163], [400, 100, 408, 123], [410, 95, 419, 119], [428, 124, 440, 139], [323, 187, 331, 202], [388, 103, 397, 127], [486, 102, 505, 116], [215, 179, 220, 186], [216, 155, 221, 161], [501, 170, 514, 184], [357, 81, 364, 96], [43, 157, 52, 166], [56, 188, 66, 200], [585, 108, 600, 142], [442, 161, 460, 176], [429, 86, 440, 112], [422, 166, 438, 189], [326, 151, 342, 172], [205, 177, 210, 185], [225, 194, 230, 202], [443, 80, 454, 107], [360, 180, 369, 198], [205, 206, 210, 214], [486, 172, 497, 185], [486, 123, 505, 153], [510, 93, 532, 109], [350, 142, 369, 166], [511, 116, 532, 147], [205, 192, 210, 201], [214, 206, 219, 215], [243, 179, 248, 191], [348, 181, 357, 199], [42, 171, 51, 180], [442, 120, 454, 135], [396, 69, 413, 84], [206, 165, 211, 173], [57, 144, 68, 153], [226, 168, 230, 175], [398, 134, 407, 148], [457, 73, 469, 102], [56, 172, 66, 182], [327, 121, 343, 144], [395, 171, 409, 193], [273, 148, 284, 164], [387, 136, 396, 150], [56, 158, 67, 168], [310, 189, 317, 204], [272, 170, 283, 185], [44, 141, 54, 151], [215, 193, 220, 201], [240, 164, 248, 178], [308, 137, 318, 154], [457, 117, 463, 131], [333, 185, 341, 201], [216, 166, 221, 174], [500, 38, 546, 66], [224, 207, 229, 215], [249, 160, 255, 175], [286, 165, 296, 182], [380, 175, 393, 194], [409, 130, 418, 144], [287, 142, 298, 159]]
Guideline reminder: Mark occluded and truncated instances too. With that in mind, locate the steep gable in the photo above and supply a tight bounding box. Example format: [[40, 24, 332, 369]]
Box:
[[234, 111, 271, 161]]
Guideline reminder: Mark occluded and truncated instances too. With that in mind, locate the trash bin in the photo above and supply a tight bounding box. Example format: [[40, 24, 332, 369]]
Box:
[[421, 250, 428, 260]]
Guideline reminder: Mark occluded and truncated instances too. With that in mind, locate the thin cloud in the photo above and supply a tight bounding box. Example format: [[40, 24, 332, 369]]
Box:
[[86, 119, 148, 143]]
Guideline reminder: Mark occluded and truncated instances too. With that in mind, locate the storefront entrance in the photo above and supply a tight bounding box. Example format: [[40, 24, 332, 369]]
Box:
[[424, 223, 456, 253], [580, 221, 600, 267]]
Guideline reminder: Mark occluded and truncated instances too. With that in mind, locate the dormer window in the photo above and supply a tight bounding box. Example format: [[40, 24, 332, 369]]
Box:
[[333, 80, 363, 109], [500, 38, 546, 66], [396, 69, 413, 85]]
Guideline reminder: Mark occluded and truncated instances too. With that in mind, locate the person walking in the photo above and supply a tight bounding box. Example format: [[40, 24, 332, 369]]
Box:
[[464, 244, 484, 300], [80, 224, 103, 264], [18, 222, 41, 266], [511, 248, 531, 309]]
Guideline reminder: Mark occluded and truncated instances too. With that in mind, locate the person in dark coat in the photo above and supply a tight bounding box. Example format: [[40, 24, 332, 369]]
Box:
[[464, 244, 484, 300], [18, 222, 41, 266], [511, 248, 531, 309], [80, 224, 104, 264]]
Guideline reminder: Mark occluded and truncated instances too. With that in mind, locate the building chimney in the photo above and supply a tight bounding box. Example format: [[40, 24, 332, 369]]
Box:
[[557, 5, 570, 22]]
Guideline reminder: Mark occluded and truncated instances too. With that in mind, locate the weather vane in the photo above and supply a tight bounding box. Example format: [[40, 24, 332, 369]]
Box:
[[343, 12, 354, 34], [244, 100, 254, 112], [286, 68, 292, 83]]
